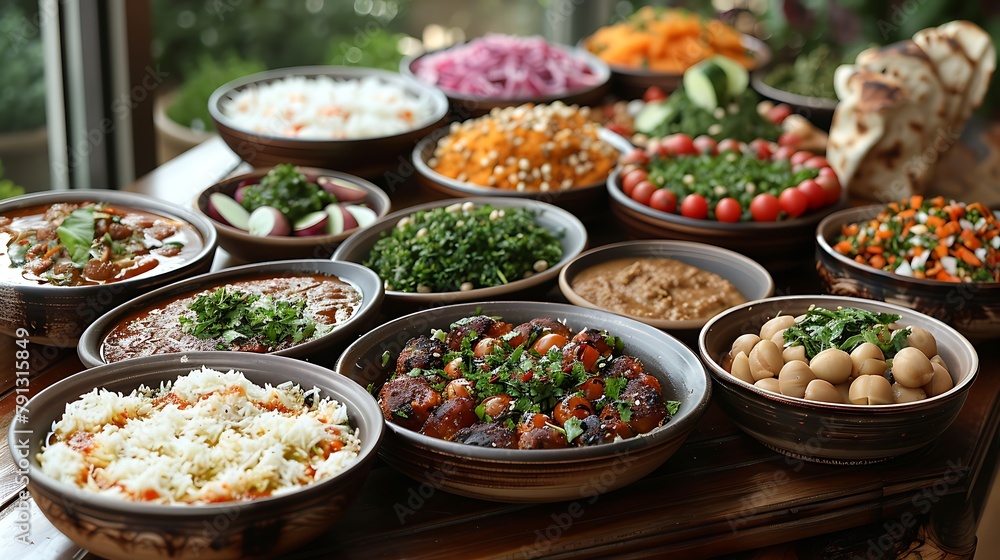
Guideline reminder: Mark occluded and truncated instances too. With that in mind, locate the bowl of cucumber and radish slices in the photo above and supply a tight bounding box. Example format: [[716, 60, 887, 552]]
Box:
[[196, 164, 391, 262]]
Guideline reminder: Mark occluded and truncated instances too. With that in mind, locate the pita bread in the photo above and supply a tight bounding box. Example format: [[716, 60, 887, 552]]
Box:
[[936, 21, 996, 126], [913, 26, 976, 128]]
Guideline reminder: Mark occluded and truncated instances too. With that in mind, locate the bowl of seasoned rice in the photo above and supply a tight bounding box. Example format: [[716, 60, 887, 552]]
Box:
[[9, 352, 383, 560], [209, 66, 449, 179]]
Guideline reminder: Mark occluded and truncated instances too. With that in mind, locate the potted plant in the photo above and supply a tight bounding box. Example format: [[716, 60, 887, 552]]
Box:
[[0, 6, 49, 192]]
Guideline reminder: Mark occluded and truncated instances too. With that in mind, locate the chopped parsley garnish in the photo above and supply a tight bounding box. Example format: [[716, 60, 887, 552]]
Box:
[[782, 305, 909, 360], [240, 164, 335, 223]]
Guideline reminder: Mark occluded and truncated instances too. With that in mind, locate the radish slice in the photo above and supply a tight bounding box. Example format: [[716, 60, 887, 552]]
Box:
[[208, 193, 250, 230], [234, 184, 251, 203], [293, 211, 329, 237], [325, 203, 345, 235], [247, 206, 291, 237], [344, 205, 377, 228], [318, 176, 369, 202], [340, 206, 359, 231]]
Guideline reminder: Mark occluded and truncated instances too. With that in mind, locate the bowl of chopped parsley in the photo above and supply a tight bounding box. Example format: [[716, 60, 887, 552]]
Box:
[[331, 197, 587, 306], [336, 301, 711, 502], [699, 295, 978, 464]]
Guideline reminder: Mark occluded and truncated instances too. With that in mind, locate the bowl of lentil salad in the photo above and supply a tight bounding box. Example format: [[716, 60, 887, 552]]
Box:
[[816, 198, 1000, 341], [331, 197, 588, 308], [412, 102, 628, 220]]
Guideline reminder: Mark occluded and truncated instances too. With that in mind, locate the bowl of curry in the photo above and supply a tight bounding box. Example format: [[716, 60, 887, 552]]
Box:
[[77, 259, 383, 368], [0, 191, 218, 347], [558, 240, 774, 337]]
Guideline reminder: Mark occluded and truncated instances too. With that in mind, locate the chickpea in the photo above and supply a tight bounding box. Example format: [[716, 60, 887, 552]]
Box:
[[782, 345, 807, 364], [930, 355, 949, 371], [835, 382, 852, 403], [760, 315, 796, 341], [770, 328, 788, 347], [904, 326, 937, 358], [754, 378, 781, 393], [729, 351, 754, 384], [778, 361, 815, 399], [848, 375, 893, 405], [850, 343, 885, 377], [748, 340, 783, 381], [891, 347, 935, 388], [803, 379, 843, 403], [892, 383, 927, 403], [730, 334, 761, 360], [809, 348, 853, 385], [922, 363, 954, 397]]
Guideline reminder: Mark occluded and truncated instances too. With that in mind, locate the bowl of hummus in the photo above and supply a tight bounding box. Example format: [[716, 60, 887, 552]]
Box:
[[559, 240, 774, 335]]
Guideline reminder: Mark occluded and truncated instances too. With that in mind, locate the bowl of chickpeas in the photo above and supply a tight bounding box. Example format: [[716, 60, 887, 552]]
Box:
[[698, 295, 979, 464]]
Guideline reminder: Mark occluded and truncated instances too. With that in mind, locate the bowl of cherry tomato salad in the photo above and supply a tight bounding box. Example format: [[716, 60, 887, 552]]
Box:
[[336, 301, 711, 502], [817, 197, 1000, 341], [607, 134, 845, 270]]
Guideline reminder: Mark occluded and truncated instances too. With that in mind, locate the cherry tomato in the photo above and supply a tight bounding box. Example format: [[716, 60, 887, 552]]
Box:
[[815, 174, 842, 205], [777, 131, 800, 147], [680, 194, 709, 219], [749, 139, 772, 160], [749, 193, 781, 222], [717, 138, 742, 153], [772, 146, 795, 162], [693, 135, 717, 155], [803, 156, 829, 169], [790, 151, 815, 166], [604, 123, 629, 137], [631, 181, 657, 205], [778, 188, 808, 218], [662, 133, 697, 156], [797, 179, 826, 211], [643, 86, 667, 103], [644, 139, 663, 159], [649, 189, 677, 213], [621, 169, 648, 196], [533, 333, 568, 355], [766, 104, 793, 124], [619, 148, 649, 166], [714, 197, 743, 223]]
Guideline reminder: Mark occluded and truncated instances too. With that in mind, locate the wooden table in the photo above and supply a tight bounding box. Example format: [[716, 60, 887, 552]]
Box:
[[0, 137, 997, 559]]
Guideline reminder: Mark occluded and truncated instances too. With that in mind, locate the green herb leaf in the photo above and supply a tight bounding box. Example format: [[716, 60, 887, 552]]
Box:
[[56, 206, 96, 267], [178, 287, 326, 349], [666, 401, 681, 416], [381, 350, 391, 367], [605, 377, 628, 401], [563, 416, 584, 443], [782, 306, 906, 359], [240, 164, 335, 223]]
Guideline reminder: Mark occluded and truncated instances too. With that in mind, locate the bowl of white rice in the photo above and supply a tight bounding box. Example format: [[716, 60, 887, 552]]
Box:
[[9, 352, 383, 560], [209, 66, 449, 179]]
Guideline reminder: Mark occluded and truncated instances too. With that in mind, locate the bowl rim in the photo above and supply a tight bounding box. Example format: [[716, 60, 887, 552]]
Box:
[[698, 294, 980, 411], [336, 300, 712, 460], [77, 259, 384, 367], [331, 196, 588, 302], [607, 166, 846, 231], [0, 189, 218, 293], [400, 40, 611, 104], [816, 204, 1000, 287], [558, 239, 775, 330], [585, 34, 772, 78], [10, 351, 384, 515], [207, 65, 450, 144], [196, 165, 392, 246], [749, 73, 839, 110], [412, 126, 628, 198]]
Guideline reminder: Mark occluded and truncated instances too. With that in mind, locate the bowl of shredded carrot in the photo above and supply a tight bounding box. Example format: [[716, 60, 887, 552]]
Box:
[[816, 197, 1000, 341], [412, 102, 627, 219], [582, 7, 771, 100]]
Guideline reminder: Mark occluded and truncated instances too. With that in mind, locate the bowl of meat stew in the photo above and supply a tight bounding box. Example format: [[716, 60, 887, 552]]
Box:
[[0, 191, 218, 346]]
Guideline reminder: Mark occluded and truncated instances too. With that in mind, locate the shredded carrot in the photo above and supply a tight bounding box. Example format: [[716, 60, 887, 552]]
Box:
[[834, 240, 853, 254], [869, 255, 886, 269], [875, 229, 894, 239], [910, 195, 924, 209], [925, 215, 945, 228]]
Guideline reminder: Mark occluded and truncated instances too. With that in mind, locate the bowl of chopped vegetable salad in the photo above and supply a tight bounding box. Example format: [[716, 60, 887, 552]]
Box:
[[816, 197, 1000, 341]]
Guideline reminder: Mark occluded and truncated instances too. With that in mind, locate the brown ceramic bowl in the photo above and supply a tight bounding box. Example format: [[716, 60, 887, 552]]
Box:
[[336, 301, 711, 502], [401, 43, 611, 118], [412, 127, 629, 220], [558, 240, 774, 340], [7, 352, 384, 560], [750, 73, 838, 131], [607, 167, 845, 271], [208, 66, 449, 179], [0, 190, 217, 347], [195, 166, 391, 263], [699, 295, 979, 464], [76, 259, 383, 368], [331, 197, 588, 308], [583, 35, 771, 100], [816, 205, 1000, 341]]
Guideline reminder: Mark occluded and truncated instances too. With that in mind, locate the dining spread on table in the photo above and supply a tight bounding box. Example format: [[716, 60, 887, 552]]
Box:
[[1, 8, 997, 560]]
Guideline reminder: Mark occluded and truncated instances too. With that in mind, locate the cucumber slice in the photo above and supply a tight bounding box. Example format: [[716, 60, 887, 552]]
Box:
[[634, 101, 677, 135], [684, 61, 727, 111], [708, 55, 750, 97]]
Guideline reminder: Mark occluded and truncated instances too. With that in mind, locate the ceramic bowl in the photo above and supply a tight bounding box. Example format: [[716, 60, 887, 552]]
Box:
[[401, 43, 611, 118], [331, 197, 587, 307], [8, 352, 384, 560], [750, 74, 838, 131], [208, 66, 448, 179], [336, 301, 711, 502], [195, 166, 391, 263], [558, 240, 774, 339], [816, 205, 1000, 341], [77, 259, 383, 368], [0, 190, 217, 347], [699, 295, 979, 464]]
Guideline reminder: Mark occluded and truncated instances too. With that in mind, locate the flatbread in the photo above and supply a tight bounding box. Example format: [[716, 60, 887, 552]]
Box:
[[913, 26, 976, 128], [936, 21, 996, 126]]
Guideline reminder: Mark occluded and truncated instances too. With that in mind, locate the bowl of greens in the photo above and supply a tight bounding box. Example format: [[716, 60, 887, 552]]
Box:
[[331, 197, 588, 307], [751, 45, 842, 131], [196, 164, 391, 263]]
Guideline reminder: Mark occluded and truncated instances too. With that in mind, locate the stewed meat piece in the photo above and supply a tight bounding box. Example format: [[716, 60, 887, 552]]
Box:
[[419, 396, 478, 440], [378, 376, 442, 431], [605, 355, 645, 379], [446, 316, 511, 350], [450, 422, 518, 449], [620, 375, 668, 434], [396, 336, 449, 374], [517, 412, 569, 450]]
